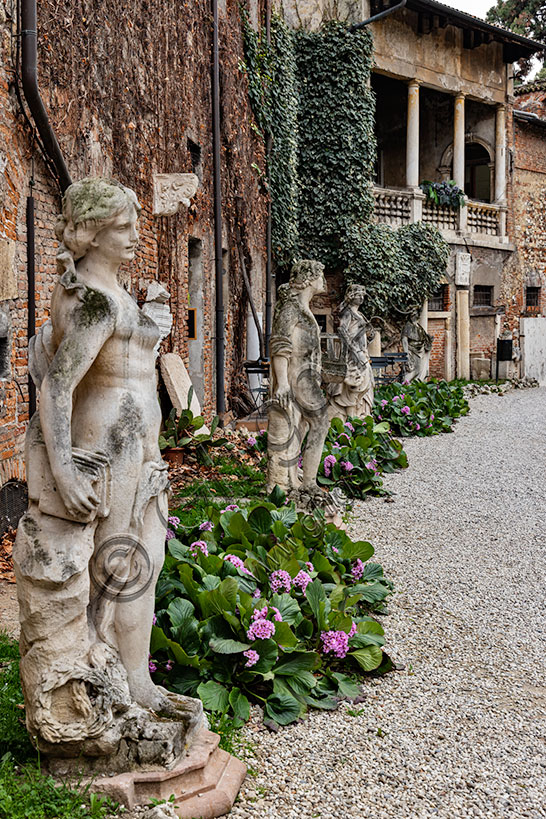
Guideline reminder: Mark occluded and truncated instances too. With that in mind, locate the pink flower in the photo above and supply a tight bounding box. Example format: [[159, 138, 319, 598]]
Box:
[[324, 454, 337, 477], [252, 588, 262, 599], [269, 569, 292, 593], [365, 461, 375, 470], [270, 606, 282, 622], [430, 413, 435, 421], [341, 460, 354, 472], [224, 554, 253, 575], [247, 436, 257, 446], [332, 546, 339, 553], [320, 630, 350, 659], [259, 429, 267, 435], [243, 649, 260, 667], [348, 621, 357, 638], [166, 529, 175, 540], [149, 661, 157, 673], [293, 570, 312, 593], [344, 422, 355, 432], [352, 559, 364, 580], [298, 455, 303, 468], [381, 399, 388, 408], [165, 660, 173, 672], [152, 613, 157, 625], [199, 520, 213, 531], [377, 414, 382, 420], [252, 605, 268, 621], [392, 395, 399, 402], [305, 561, 314, 572], [168, 515, 180, 527], [247, 618, 275, 641], [333, 442, 341, 449], [401, 405, 411, 415], [190, 540, 209, 557], [415, 423, 420, 430], [220, 504, 240, 513]]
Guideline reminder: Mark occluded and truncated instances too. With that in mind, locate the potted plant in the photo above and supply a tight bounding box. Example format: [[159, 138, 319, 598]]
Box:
[[159, 388, 227, 465]]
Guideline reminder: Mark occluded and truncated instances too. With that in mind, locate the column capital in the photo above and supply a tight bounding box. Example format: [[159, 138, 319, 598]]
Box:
[[454, 91, 466, 100], [408, 78, 420, 88]]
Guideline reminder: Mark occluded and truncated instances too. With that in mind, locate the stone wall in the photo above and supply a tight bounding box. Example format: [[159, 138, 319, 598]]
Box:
[[0, 0, 268, 482]]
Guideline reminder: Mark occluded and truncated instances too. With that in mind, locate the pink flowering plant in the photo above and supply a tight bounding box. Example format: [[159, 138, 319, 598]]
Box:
[[373, 379, 469, 437], [318, 415, 407, 498], [151, 496, 393, 726]]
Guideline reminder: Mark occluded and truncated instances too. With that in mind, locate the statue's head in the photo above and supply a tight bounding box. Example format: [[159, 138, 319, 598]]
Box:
[[56, 178, 141, 272], [345, 283, 366, 305], [289, 259, 327, 295]]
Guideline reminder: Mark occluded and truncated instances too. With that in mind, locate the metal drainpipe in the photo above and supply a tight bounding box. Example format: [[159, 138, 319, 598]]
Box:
[[26, 178, 36, 418], [264, 1, 272, 360], [349, 0, 407, 31], [20, 0, 72, 192], [211, 0, 225, 418]]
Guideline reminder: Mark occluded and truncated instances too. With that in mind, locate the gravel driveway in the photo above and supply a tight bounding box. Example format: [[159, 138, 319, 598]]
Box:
[[229, 387, 546, 819]]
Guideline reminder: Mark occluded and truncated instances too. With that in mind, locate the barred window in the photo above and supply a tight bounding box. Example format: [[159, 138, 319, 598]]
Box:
[[473, 285, 493, 307], [428, 284, 448, 312], [525, 287, 540, 309]]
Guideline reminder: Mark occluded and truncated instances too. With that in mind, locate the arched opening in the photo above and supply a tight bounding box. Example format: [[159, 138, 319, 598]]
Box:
[[465, 143, 491, 202]]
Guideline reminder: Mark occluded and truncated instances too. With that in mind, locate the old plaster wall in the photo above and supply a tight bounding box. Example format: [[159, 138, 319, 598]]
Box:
[[0, 0, 268, 482], [371, 9, 507, 105], [274, 0, 368, 30]]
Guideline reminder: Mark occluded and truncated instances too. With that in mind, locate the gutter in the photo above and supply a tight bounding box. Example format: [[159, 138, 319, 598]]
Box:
[[350, 0, 407, 32], [211, 0, 225, 418], [514, 110, 546, 128]]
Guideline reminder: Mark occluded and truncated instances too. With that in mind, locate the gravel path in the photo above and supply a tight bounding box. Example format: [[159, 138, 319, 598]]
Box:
[[230, 387, 546, 819]]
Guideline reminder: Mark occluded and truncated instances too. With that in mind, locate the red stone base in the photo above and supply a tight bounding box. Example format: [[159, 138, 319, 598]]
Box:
[[91, 729, 246, 819]]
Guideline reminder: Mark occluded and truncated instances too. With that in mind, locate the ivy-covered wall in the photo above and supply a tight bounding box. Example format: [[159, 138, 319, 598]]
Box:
[[242, 11, 448, 319]]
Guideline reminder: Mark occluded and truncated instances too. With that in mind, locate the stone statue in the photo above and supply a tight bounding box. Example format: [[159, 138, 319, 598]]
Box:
[[401, 307, 433, 382], [14, 178, 203, 773], [267, 260, 329, 501], [327, 284, 375, 421]]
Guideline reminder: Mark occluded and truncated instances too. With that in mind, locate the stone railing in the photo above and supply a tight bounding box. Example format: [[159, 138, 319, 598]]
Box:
[[373, 186, 507, 241], [466, 201, 503, 237], [373, 187, 412, 227]]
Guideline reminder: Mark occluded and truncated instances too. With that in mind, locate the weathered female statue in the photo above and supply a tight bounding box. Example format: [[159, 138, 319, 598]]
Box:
[[402, 307, 433, 382], [327, 283, 375, 421], [14, 178, 202, 772], [267, 260, 329, 499]]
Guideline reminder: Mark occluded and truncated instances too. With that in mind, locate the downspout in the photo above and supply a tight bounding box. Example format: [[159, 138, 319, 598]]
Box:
[[349, 0, 407, 31], [26, 175, 36, 417], [20, 0, 72, 192], [211, 0, 225, 418], [264, 0, 272, 359]]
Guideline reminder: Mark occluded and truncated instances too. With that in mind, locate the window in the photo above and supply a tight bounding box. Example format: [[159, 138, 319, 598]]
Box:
[[465, 143, 491, 202], [473, 285, 493, 307], [187, 308, 197, 340], [187, 139, 202, 182], [428, 284, 448, 312], [314, 314, 328, 333], [525, 286, 540, 311]]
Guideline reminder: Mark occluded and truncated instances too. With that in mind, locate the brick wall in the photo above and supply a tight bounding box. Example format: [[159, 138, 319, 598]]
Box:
[[0, 0, 268, 480], [428, 317, 446, 379]]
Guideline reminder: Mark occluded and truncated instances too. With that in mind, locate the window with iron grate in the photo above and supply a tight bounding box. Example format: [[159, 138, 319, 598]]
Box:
[[473, 285, 493, 307], [525, 286, 540, 310], [428, 284, 448, 312]]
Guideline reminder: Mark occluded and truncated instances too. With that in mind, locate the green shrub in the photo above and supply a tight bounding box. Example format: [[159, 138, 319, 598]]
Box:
[[0, 632, 33, 761], [374, 380, 469, 437], [318, 416, 408, 497], [154, 497, 393, 726]]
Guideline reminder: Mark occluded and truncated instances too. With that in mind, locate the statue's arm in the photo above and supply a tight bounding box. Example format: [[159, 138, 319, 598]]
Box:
[[40, 297, 116, 517], [271, 353, 291, 409]]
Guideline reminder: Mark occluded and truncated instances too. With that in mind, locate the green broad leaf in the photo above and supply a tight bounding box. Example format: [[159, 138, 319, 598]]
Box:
[[275, 650, 319, 676], [350, 646, 383, 672], [328, 584, 344, 610], [273, 621, 298, 648], [330, 672, 361, 699], [271, 506, 298, 526], [192, 416, 204, 430], [374, 651, 394, 676], [150, 626, 200, 668], [304, 694, 339, 710], [168, 539, 188, 561], [229, 687, 250, 725], [210, 415, 220, 435], [202, 574, 221, 591], [357, 619, 384, 635], [285, 669, 317, 696], [349, 632, 385, 648], [297, 617, 313, 639], [250, 638, 278, 674], [340, 540, 374, 562], [271, 520, 289, 539], [248, 505, 273, 535], [311, 551, 336, 577], [267, 485, 286, 507], [270, 593, 302, 625], [358, 563, 384, 581], [348, 582, 389, 604], [177, 563, 201, 607], [372, 421, 390, 433], [219, 577, 239, 609], [197, 680, 229, 713], [224, 512, 253, 540], [305, 580, 330, 630], [167, 598, 195, 627], [265, 693, 302, 725], [209, 636, 251, 654]]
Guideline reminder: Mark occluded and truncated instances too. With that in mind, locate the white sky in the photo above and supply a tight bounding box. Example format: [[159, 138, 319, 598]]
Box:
[[441, 0, 495, 22]]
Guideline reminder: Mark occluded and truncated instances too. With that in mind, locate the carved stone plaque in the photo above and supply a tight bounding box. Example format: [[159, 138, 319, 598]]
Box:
[[152, 173, 199, 216], [455, 252, 471, 287]]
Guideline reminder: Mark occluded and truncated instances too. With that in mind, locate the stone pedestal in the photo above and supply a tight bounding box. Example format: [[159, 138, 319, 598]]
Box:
[[91, 729, 246, 819]]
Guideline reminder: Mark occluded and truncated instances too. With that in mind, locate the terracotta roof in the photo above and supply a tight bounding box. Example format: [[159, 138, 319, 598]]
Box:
[[515, 79, 546, 96]]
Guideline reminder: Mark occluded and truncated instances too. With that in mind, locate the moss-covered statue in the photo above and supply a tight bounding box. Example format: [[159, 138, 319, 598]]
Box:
[[267, 260, 330, 503], [401, 306, 433, 382], [14, 178, 204, 773], [327, 284, 375, 422]]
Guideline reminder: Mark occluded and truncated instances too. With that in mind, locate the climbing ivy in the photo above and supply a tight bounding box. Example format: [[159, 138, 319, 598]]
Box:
[[240, 9, 448, 314], [296, 21, 376, 266]]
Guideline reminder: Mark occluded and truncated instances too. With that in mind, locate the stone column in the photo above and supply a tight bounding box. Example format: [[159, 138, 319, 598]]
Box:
[[456, 289, 470, 379], [444, 315, 454, 381], [453, 93, 465, 190], [495, 104, 506, 204], [368, 330, 381, 357], [406, 81, 420, 188]]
